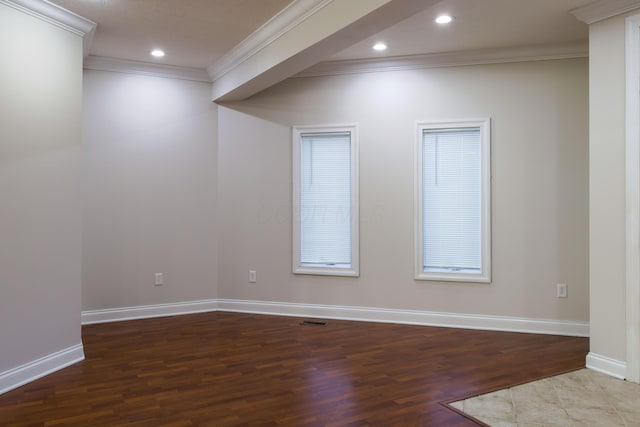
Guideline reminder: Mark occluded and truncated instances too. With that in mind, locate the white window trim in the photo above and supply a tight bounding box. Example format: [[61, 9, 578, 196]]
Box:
[[414, 118, 491, 283], [292, 124, 359, 277], [625, 12, 640, 383]]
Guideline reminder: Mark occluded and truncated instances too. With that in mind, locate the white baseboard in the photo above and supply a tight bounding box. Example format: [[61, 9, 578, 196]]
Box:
[[586, 352, 627, 379], [81, 299, 218, 324], [0, 343, 84, 395], [81, 298, 589, 335], [216, 299, 590, 337]]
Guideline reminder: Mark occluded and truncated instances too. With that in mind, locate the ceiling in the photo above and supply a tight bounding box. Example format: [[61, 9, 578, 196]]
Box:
[[331, 0, 592, 61], [51, 0, 592, 72], [52, 0, 293, 69]]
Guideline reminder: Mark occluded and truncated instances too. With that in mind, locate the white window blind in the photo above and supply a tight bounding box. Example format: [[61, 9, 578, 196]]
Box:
[[422, 128, 481, 272], [300, 132, 352, 267]]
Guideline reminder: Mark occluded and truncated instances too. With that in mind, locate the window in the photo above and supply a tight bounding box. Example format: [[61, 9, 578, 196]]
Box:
[[293, 125, 359, 276], [415, 119, 491, 282]]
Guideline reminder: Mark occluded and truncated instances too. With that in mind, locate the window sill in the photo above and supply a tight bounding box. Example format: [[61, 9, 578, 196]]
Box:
[[294, 265, 359, 277], [415, 270, 491, 283]]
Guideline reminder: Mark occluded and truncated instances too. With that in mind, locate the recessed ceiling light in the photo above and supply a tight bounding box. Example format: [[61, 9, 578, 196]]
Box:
[[373, 43, 387, 51], [150, 49, 165, 58], [435, 15, 453, 24]]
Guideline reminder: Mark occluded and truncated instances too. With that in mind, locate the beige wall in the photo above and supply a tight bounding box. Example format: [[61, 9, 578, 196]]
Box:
[[0, 4, 83, 371], [82, 71, 218, 310], [588, 14, 629, 364], [218, 58, 589, 321]]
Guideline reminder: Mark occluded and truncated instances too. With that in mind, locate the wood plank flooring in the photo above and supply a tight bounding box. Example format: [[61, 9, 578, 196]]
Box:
[[0, 312, 588, 426]]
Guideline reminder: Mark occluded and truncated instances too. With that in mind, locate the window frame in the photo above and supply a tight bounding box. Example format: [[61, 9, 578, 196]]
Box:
[[292, 124, 359, 277], [414, 118, 491, 283]]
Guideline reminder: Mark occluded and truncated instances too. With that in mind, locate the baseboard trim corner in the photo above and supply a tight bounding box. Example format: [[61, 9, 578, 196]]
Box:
[[0, 343, 84, 395], [586, 352, 627, 379], [216, 299, 589, 337], [81, 299, 218, 324]]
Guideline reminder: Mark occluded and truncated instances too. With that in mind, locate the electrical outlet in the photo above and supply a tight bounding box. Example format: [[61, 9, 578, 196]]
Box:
[[556, 283, 567, 298], [155, 273, 164, 286], [249, 270, 257, 283]]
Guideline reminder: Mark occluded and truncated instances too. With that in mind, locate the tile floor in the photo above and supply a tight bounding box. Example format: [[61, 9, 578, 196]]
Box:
[[449, 369, 640, 426]]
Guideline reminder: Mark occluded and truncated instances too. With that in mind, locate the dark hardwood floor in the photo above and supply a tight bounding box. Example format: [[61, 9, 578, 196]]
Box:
[[0, 311, 588, 426]]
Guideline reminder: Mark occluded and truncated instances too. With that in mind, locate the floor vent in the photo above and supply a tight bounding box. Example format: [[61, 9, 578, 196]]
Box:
[[300, 320, 327, 326]]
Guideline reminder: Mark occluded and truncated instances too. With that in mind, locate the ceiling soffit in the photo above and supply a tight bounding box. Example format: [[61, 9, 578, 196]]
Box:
[[210, 0, 441, 101]]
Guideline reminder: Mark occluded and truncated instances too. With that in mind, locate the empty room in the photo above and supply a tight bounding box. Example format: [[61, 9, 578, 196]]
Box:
[[1, 0, 639, 425]]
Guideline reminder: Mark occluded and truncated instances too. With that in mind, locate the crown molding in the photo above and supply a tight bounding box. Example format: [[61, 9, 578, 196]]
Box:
[[294, 42, 589, 78], [571, 0, 640, 24], [0, 0, 96, 56], [84, 56, 212, 83], [206, 0, 332, 81]]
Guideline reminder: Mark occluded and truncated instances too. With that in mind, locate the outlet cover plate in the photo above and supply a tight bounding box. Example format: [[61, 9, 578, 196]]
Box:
[[557, 283, 567, 298]]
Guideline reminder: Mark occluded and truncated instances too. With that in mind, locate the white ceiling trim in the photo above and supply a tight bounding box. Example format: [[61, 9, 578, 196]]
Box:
[[0, 0, 96, 56], [84, 56, 211, 83], [206, 0, 332, 81], [295, 42, 589, 78], [571, 0, 640, 24]]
